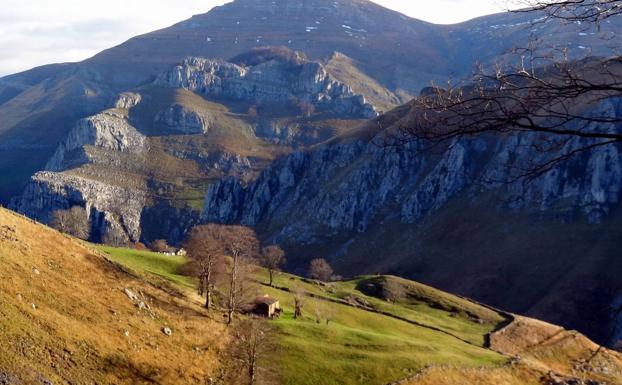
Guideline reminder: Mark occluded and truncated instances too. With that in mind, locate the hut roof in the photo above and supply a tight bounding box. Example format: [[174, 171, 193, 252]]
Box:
[[254, 295, 279, 305]]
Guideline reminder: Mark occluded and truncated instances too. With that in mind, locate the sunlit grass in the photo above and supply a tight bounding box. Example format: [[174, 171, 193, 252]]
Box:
[[97, 245, 508, 385]]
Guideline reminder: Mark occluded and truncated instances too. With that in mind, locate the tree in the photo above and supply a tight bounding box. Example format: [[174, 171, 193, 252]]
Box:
[[292, 287, 305, 319], [260, 245, 286, 287], [102, 228, 129, 247], [514, 0, 622, 23], [149, 239, 172, 253], [311, 301, 336, 325], [219, 226, 260, 325], [308, 258, 333, 282], [183, 225, 226, 310], [313, 302, 324, 324], [224, 319, 277, 385], [247, 104, 259, 121], [324, 304, 336, 325], [50, 206, 90, 240]]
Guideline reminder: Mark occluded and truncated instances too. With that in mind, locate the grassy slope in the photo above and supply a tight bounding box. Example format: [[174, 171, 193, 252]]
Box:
[[0, 208, 225, 385], [96, 244, 622, 385], [97, 246, 508, 385], [324, 52, 405, 112], [4, 210, 622, 385]]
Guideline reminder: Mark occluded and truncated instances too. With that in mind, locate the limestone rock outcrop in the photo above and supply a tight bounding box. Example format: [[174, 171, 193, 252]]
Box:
[[157, 56, 377, 119], [11, 171, 146, 244], [45, 110, 147, 172]]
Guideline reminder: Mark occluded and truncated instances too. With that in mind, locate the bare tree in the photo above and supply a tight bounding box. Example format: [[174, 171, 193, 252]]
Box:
[[219, 226, 260, 325], [260, 245, 286, 287], [394, 49, 622, 183], [101, 229, 129, 247], [225, 319, 277, 385], [247, 104, 259, 122], [513, 0, 622, 23], [308, 258, 334, 282], [324, 304, 336, 325], [183, 225, 226, 310], [311, 302, 336, 325], [385, 0, 622, 183], [292, 287, 305, 320], [313, 302, 324, 324], [50, 206, 91, 240], [149, 239, 172, 253]]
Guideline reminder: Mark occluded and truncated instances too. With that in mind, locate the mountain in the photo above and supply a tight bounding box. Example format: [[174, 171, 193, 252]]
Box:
[[3, 0, 622, 347], [3, 206, 622, 385], [3, 0, 622, 203]]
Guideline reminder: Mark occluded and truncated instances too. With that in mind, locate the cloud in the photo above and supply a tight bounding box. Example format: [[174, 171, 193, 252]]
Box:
[[0, 0, 508, 77]]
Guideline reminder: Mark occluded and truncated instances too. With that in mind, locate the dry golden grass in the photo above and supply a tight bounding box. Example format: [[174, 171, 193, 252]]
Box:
[[0, 207, 226, 384], [324, 52, 405, 112], [404, 315, 622, 385], [404, 365, 541, 385], [491, 316, 622, 383]]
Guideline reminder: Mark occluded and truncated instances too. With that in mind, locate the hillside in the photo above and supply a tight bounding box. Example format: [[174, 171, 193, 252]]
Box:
[[2, 0, 622, 376], [91, 216, 622, 385], [0, 208, 225, 384], [2, 206, 620, 384]]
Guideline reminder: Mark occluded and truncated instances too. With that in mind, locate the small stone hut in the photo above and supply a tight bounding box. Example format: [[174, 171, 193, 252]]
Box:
[[251, 295, 280, 318]]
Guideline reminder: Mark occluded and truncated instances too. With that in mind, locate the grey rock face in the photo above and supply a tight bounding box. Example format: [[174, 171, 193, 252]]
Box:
[[11, 171, 145, 244], [115, 92, 142, 110], [203, 105, 622, 243], [157, 56, 377, 119], [154, 104, 208, 134], [124, 288, 139, 301], [165, 147, 251, 176], [45, 110, 147, 172]]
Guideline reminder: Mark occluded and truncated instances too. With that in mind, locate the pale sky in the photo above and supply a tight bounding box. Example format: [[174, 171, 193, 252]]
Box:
[[0, 0, 509, 77]]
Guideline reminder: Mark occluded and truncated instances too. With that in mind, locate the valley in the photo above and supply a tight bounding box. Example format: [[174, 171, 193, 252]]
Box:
[[1, 0, 622, 383]]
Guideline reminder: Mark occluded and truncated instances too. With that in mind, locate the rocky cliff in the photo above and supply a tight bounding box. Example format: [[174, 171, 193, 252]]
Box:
[[9, 92, 149, 244], [203, 121, 622, 238], [10, 85, 268, 244], [45, 109, 148, 172], [11, 171, 146, 244], [3, 0, 622, 204], [156, 55, 378, 119]]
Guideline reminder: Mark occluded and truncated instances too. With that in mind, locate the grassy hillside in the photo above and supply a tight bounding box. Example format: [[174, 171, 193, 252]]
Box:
[[95, 244, 622, 385], [0, 208, 225, 385], [96, 246, 507, 385], [3, 207, 622, 385]]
